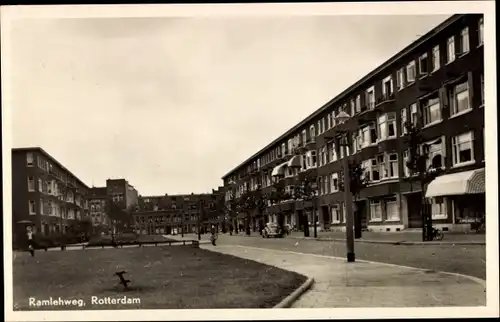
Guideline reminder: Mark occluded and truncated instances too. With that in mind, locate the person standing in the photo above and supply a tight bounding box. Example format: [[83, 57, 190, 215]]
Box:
[[26, 226, 35, 257]]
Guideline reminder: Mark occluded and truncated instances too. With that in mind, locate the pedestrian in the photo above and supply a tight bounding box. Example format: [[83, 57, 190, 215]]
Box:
[[26, 226, 35, 257], [210, 224, 217, 246]]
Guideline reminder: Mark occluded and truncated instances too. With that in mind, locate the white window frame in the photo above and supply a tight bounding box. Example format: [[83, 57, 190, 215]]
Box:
[[388, 153, 399, 179], [328, 142, 337, 163], [406, 61, 416, 84], [310, 125, 316, 139], [26, 153, 34, 166], [423, 136, 446, 170], [287, 139, 293, 155], [403, 150, 411, 177], [301, 129, 307, 145], [432, 45, 440, 72], [370, 200, 382, 222], [447, 36, 456, 64], [330, 205, 341, 224], [431, 197, 447, 220], [401, 108, 408, 135], [409, 103, 418, 126], [361, 123, 377, 148], [29, 200, 36, 215], [327, 113, 332, 129], [365, 86, 375, 110], [385, 197, 400, 221], [449, 81, 471, 116], [418, 53, 429, 76], [396, 68, 405, 90], [40, 198, 44, 215], [330, 173, 339, 192], [324, 175, 330, 195], [460, 27, 470, 54], [422, 95, 441, 126], [321, 118, 326, 134], [382, 75, 394, 97], [377, 112, 397, 141], [355, 94, 361, 113], [478, 18, 483, 46], [27, 176, 35, 192], [452, 131, 475, 167]]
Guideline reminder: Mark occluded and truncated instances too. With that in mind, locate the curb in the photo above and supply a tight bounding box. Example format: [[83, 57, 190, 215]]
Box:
[[274, 276, 315, 308], [289, 236, 485, 246]]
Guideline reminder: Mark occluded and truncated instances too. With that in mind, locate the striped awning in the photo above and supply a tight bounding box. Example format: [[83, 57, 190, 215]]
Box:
[[271, 162, 288, 177], [425, 168, 485, 198], [287, 155, 302, 168]]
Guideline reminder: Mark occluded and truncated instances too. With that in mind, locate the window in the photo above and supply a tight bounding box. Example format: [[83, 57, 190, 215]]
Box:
[[319, 177, 323, 195], [29, 200, 36, 215], [321, 118, 326, 134], [287, 139, 293, 155], [40, 198, 44, 214], [328, 142, 337, 162], [449, 81, 470, 115], [431, 197, 447, 219], [361, 124, 377, 148], [324, 176, 330, 194], [38, 178, 43, 192], [480, 74, 484, 106], [331, 173, 339, 192], [478, 18, 483, 46], [309, 125, 316, 139], [406, 61, 416, 83], [388, 154, 399, 178], [432, 45, 440, 72], [382, 75, 393, 97], [424, 137, 445, 170], [421, 95, 441, 125], [397, 68, 405, 90], [452, 131, 475, 166], [410, 103, 418, 126], [377, 112, 397, 140], [377, 154, 386, 179], [320, 146, 327, 166], [418, 53, 428, 76], [447, 36, 455, 63], [460, 27, 470, 54], [317, 120, 321, 135], [301, 130, 307, 145], [350, 99, 356, 117], [370, 200, 382, 221], [26, 153, 34, 166], [365, 86, 375, 110], [363, 159, 380, 182], [403, 150, 411, 177], [386, 197, 399, 221], [330, 205, 341, 223], [305, 150, 317, 168], [327, 113, 332, 129], [27, 176, 35, 192], [355, 95, 361, 113], [401, 108, 408, 135]]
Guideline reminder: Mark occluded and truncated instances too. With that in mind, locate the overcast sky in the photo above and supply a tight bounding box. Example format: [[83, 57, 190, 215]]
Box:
[[8, 13, 451, 196]]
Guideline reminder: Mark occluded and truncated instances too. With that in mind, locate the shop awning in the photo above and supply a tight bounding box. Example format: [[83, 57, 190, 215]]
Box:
[[287, 155, 302, 168], [271, 162, 288, 177], [425, 168, 485, 198]]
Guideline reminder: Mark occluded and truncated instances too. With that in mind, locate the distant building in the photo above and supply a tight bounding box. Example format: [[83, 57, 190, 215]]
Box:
[[88, 187, 109, 230], [132, 188, 225, 235], [12, 147, 90, 247]]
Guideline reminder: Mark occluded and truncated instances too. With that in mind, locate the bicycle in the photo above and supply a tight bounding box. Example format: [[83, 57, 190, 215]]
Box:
[[431, 227, 444, 241]]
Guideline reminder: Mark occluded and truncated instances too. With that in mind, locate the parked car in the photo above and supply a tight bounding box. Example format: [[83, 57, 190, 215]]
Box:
[[262, 223, 285, 238]]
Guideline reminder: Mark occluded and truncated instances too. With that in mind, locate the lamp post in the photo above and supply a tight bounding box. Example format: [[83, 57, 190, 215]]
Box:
[[335, 111, 355, 263], [311, 181, 318, 238]]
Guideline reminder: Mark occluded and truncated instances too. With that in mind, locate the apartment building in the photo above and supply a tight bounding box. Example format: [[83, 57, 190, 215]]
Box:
[[132, 188, 225, 235], [221, 14, 485, 233], [88, 187, 109, 230], [12, 147, 90, 246], [106, 178, 139, 211]]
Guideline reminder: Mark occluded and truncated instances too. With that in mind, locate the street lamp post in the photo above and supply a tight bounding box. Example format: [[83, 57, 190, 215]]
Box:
[[335, 111, 355, 263]]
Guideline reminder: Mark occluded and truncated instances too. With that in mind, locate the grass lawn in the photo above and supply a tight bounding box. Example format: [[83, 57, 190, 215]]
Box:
[[13, 246, 306, 310]]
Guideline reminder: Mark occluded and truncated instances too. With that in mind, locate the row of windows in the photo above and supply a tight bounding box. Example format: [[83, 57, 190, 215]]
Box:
[[229, 17, 484, 184], [26, 152, 80, 188], [26, 176, 85, 205], [28, 199, 81, 219]]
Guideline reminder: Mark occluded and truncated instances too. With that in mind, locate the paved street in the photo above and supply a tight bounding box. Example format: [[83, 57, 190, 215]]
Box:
[[171, 233, 486, 280], [201, 243, 485, 307]]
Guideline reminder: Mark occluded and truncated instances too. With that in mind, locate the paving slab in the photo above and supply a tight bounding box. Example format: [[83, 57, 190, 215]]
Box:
[[201, 244, 486, 308]]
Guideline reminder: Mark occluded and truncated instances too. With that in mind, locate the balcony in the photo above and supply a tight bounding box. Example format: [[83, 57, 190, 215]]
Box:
[[374, 93, 396, 114], [357, 104, 378, 126], [305, 137, 317, 149]]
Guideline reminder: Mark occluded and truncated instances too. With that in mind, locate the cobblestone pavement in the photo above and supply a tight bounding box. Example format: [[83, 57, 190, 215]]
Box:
[[201, 243, 486, 308], [169, 233, 486, 280]]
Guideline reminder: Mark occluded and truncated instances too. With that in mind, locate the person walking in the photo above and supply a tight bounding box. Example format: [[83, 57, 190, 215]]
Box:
[[210, 224, 217, 246]]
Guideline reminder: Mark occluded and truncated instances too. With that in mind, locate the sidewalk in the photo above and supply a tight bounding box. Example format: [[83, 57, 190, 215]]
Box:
[[202, 244, 486, 308], [288, 231, 486, 245]]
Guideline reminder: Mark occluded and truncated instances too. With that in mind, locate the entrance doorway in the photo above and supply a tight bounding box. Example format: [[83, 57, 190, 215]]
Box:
[[407, 192, 423, 228]]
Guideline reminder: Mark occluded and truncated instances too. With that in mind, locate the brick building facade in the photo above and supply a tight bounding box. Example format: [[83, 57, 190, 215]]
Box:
[[221, 14, 485, 233]]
